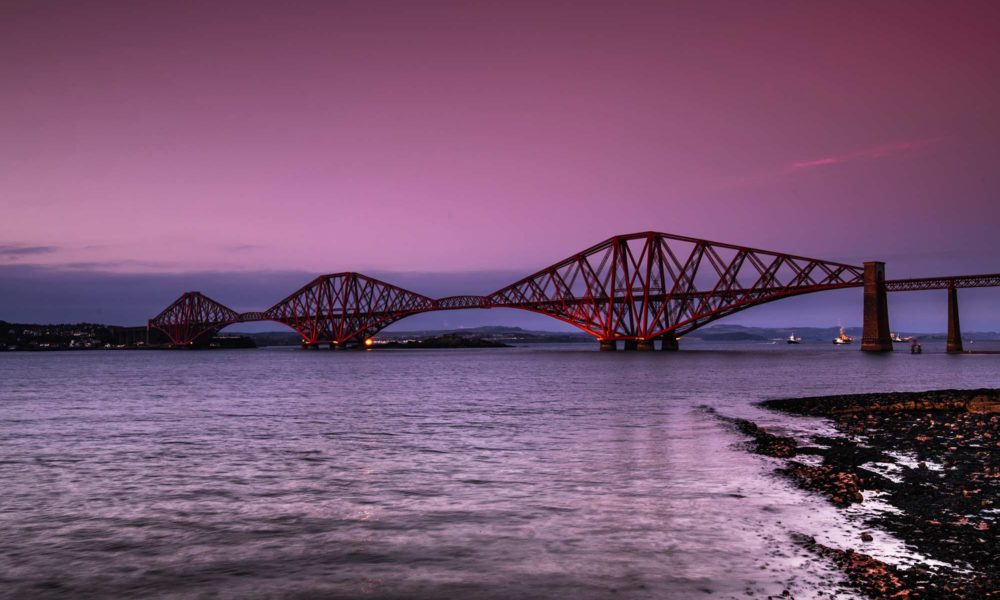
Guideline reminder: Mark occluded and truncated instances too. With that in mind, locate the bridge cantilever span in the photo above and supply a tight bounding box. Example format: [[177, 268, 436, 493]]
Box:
[[485, 231, 864, 346], [263, 272, 435, 347], [148, 231, 867, 348], [148, 291, 241, 347], [147, 231, 1000, 352]]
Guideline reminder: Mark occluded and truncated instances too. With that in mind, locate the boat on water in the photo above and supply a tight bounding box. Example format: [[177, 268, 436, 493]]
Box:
[[787, 334, 802, 344], [890, 332, 904, 343], [833, 326, 854, 345]]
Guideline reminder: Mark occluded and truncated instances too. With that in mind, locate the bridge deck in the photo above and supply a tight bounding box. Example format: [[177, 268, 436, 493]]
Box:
[[886, 274, 1000, 291]]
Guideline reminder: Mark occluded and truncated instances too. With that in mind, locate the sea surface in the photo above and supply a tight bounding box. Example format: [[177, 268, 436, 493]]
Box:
[[1, 341, 998, 599]]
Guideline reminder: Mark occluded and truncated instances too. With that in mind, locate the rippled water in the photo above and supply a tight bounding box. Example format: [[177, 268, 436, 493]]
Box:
[[2, 342, 998, 599]]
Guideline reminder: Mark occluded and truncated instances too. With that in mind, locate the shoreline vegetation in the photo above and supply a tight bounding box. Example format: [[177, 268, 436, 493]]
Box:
[[718, 389, 999, 599]]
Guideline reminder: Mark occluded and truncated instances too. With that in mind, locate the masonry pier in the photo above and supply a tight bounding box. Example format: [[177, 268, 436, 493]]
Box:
[[947, 286, 963, 353], [660, 335, 679, 351], [599, 340, 617, 351], [861, 261, 893, 352]]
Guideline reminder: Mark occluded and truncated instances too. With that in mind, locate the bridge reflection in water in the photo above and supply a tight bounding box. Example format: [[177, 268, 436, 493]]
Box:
[[148, 231, 999, 353]]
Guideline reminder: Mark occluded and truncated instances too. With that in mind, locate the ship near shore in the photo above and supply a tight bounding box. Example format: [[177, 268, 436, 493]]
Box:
[[833, 326, 854, 345]]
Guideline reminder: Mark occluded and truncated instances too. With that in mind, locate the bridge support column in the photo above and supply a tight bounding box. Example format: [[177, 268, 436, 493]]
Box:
[[861, 261, 893, 353], [623, 339, 638, 351], [599, 339, 617, 351], [636, 339, 654, 351], [947, 286, 963, 354], [660, 335, 679, 351]]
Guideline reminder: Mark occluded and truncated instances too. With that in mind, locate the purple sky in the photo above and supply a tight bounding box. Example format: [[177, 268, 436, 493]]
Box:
[[2, 1, 999, 329]]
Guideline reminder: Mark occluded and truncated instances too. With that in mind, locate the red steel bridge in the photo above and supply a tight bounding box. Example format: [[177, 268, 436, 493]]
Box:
[[149, 231, 1000, 353]]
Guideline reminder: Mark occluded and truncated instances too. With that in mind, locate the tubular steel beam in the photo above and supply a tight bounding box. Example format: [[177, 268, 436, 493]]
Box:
[[487, 232, 864, 341], [264, 272, 435, 345], [148, 231, 1000, 350], [148, 292, 240, 346]]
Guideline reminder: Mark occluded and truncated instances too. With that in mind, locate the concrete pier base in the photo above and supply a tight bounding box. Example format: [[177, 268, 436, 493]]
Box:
[[636, 339, 655, 351], [622, 339, 638, 351], [861, 261, 893, 352], [660, 335, 679, 351], [947, 286, 963, 354], [599, 340, 617, 351]]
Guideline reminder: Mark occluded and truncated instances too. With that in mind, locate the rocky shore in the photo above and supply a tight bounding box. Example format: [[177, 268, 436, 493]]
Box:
[[726, 389, 1000, 599]]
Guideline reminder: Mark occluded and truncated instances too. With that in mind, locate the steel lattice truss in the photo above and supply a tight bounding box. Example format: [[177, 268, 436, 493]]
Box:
[[487, 232, 864, 340], [886, 273, 1000, 292], [264, 273, 434, 345], [434, 296, 491, 309], [151, 231, 948, 346], [149, 291, 242, 345]]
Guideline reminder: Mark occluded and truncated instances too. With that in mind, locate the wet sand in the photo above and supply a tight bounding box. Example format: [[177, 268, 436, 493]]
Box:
[[726, 389, 999, 599]]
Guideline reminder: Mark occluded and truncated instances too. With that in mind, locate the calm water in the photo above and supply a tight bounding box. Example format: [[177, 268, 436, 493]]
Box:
[[1, 341, 998, 599]]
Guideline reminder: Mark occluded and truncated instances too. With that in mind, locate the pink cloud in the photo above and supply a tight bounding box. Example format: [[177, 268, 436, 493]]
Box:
[[719, 138, 943, 189], [790, 139, 940, 171]]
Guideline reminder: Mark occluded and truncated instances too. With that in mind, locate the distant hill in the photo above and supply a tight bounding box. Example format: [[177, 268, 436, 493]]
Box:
[[687, 324, 861, 342], [698, 330, 770, 341]]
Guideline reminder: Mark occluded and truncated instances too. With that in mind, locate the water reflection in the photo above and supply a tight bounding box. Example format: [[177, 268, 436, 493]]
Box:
[[1, 342, 997, 598]]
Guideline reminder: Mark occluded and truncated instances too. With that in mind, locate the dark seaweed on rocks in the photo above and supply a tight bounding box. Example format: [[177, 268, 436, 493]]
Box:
[[755, 389, 1000, 599], [793, 534, 915, 599], [724, 417, 871, 505], [761, 389, 1000, 416], [780, 462, 864, 506], [733, 419, 798, 458]]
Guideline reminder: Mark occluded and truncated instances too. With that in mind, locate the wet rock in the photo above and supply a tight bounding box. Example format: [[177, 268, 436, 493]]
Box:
[[762, 388, 1000, 417], [793, 534, 913, 598], [733, 419, 799, 458], [967, 395, 1000, 414], [762, 389, 1000, 599], [780, 462, 864, 507]]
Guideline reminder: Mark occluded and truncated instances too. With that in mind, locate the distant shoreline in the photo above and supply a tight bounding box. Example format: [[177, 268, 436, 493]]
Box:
[[5, 320, 999, 352]]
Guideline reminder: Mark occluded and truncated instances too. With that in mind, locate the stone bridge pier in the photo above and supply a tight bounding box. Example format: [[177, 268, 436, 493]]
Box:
[[861, 261, 893, 352], [947, 285, 963, 354]]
